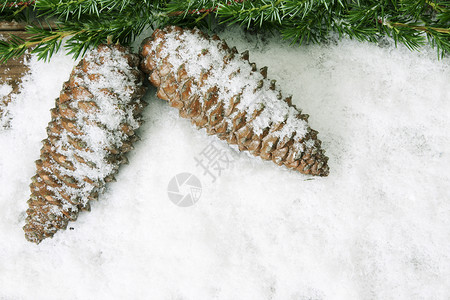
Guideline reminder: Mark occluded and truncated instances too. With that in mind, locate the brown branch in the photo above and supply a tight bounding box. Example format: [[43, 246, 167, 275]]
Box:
[[169, 7, 216, 17], [425, 0, 447, 13], [378, 19, 450, 34], [0, 20, 58, 31], [3, 1, 35, 8], [390, 22, 450, 34]]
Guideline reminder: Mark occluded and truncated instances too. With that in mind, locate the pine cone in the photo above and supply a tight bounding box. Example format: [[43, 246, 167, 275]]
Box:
[[23, 44, 147, 244], [140, 26, 329, 176]]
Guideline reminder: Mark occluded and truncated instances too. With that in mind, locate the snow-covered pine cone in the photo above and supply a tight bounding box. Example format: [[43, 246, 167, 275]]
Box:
[[140, 26, 329, 176], [23, 44, 147, 244]]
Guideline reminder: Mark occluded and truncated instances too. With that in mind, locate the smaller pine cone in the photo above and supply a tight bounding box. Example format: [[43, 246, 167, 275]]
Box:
[[23, 44, 147, 244], [140, 26, 329, 176]]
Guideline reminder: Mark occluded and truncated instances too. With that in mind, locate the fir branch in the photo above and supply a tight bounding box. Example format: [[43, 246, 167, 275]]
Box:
[[425, 0, 447, 13], [0, 26, 79, 62], [0, 0, 34, 21], [1, 1, 35, 9], [218, 0, 284, 27], [164, 0, 449, 56], [0, 0, 163, 62], [386, 21, 450, 34], [34, 0, 135, 20], [0, 15, 148, 62], [345, 1, 450, 56], [0, 0, 449, 63]]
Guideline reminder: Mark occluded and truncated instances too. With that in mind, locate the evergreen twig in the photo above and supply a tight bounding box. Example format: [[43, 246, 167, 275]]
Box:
[[0, 0, 449, 63]]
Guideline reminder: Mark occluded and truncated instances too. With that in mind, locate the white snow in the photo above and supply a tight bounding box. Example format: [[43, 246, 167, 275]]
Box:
[[0, 83, 12, 97], [0, 26, 449, 299]]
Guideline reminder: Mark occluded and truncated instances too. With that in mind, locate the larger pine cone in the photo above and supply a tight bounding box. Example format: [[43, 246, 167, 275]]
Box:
[[23, 44, 147, 244], [140, 26, 329, 176]]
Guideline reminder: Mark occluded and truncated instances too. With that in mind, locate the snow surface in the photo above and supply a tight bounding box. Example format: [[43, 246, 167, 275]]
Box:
[[0, 27, 449, 299]]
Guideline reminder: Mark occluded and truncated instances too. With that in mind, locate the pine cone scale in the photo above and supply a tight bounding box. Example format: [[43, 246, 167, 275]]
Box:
[[140, 26, 329, 176], [23, 44, 147, 244]]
